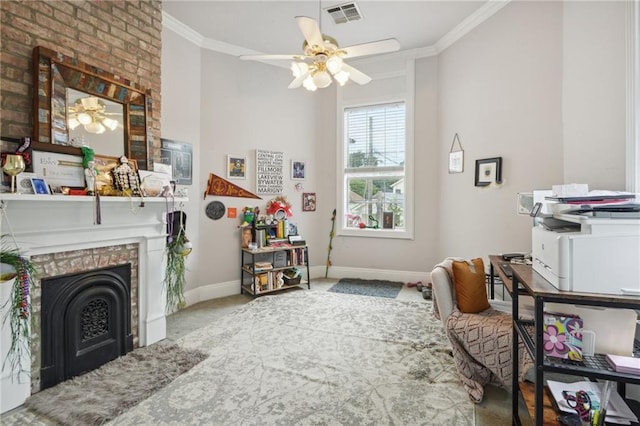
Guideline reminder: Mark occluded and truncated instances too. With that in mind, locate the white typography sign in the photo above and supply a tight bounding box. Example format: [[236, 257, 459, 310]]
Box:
[[256, 149, 284, 195]]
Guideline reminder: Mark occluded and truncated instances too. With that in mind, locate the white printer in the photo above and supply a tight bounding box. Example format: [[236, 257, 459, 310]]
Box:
[[532, 213, 640, 295]]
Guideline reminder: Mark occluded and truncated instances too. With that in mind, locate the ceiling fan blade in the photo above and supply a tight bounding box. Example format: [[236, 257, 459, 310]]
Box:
[[295, 16, 324, 50], [341, 39, 400, 59], [240, 54, 302, 61], [288, 71, 310, 89], [342, 63, 372, 85]]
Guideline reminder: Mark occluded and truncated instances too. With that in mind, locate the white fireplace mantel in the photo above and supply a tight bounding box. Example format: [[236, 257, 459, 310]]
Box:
[[0, 194, 187, 413]]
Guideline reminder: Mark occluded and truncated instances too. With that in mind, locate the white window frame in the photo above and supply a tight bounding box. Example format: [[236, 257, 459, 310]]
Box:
[[335, 61, 415, 239]]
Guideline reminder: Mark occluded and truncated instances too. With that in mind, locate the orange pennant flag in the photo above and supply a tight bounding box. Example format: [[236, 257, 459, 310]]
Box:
[[203, 173, 262, 200]]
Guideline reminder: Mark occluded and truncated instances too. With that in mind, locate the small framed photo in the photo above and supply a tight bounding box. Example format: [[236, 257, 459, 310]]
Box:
[[227, 155, 246, 179], [382, 212, 394, 229], [16, 172, 38, 194], [448, 150, 464, 173], [302, 192, 316, 212], [474, 157, 502, 187], [291, 160, 305, 180], [31, 177, 51, 194]]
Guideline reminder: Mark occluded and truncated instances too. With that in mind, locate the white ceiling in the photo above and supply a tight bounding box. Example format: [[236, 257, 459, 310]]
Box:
[[162, 1, 493, 57]]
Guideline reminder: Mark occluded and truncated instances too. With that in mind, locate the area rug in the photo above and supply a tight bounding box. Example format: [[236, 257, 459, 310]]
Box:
[[23, 343, 207, 425], [328, 277, 405, 298], [106, 291, 475, 425]]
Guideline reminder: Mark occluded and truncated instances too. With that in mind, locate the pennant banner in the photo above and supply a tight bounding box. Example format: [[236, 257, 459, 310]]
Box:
[[203, 173, 261, 200]]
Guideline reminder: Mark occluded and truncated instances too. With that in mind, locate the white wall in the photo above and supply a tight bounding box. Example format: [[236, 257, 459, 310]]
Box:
[[161, 27, 202, 294], [192, 50, 323, 296], [562, 1, 627, 189], [437, 1, 565, 261]]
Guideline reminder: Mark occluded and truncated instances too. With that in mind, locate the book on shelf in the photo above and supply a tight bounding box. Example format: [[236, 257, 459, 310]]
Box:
[[246, 262, 272, 271], [546, 380, 637, 424]]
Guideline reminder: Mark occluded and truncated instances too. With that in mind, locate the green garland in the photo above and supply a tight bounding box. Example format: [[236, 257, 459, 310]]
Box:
[[1, 246, 37, 381]]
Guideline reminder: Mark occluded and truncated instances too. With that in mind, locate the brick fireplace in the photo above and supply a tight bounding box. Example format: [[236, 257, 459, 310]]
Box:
[[0, 195, 172, 413], [31, 247, 137, 392]]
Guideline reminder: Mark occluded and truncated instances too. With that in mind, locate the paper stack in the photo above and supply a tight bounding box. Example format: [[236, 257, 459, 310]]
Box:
[[547, 380, 638, 425], [606, 354, 640, 375]]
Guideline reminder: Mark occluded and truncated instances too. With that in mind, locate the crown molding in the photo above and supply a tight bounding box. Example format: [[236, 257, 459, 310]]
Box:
[[163, 1, 512, 60], [434, 0, 511, 54], [162, 11, 205, 47]]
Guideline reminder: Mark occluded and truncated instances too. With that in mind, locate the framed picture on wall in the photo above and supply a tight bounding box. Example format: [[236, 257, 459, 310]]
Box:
[[474, 157, 502, 187], [227, 155, 246, 179], [291, 160, 305, 180], [160, 138, 193, 185], [302, 192, 316, 211]]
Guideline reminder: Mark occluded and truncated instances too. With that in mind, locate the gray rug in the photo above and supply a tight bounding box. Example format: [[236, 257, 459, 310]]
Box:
[[108, 291, 474, 425], [328, 277, 405, 298], [23, 343, 207, 425]]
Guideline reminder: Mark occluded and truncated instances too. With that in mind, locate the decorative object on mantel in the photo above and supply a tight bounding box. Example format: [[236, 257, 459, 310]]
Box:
[[203, 173, 261, 200], [112, 156, 142, 196], [474, 157, 503, 187], [325, 209, 336, 278], [164, 209, 191, 312], [0, 210, 37, 381], [2, 154, 26, 194], [448, 133, 464, 174], [81, 146, 101, 224]]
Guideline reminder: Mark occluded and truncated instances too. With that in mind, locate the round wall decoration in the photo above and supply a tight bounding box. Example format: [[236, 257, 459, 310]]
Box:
[[205, 201, 225, 220]]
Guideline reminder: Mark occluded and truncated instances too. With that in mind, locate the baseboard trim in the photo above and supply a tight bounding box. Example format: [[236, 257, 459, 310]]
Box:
[[183, 267, 431, 308]]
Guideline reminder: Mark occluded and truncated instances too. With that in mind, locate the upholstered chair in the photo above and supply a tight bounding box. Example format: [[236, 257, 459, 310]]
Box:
[[431, 257, 533, 403]]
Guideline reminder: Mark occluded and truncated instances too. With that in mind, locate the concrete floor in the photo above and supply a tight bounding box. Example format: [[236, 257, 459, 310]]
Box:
[[165, 278, 516, 426]]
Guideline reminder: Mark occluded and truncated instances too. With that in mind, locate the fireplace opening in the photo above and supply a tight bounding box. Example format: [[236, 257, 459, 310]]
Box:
[[40, 264, 133, 390]]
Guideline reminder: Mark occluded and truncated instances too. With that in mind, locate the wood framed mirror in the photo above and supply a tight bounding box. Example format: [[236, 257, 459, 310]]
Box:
[[32, 46, 149, 170]]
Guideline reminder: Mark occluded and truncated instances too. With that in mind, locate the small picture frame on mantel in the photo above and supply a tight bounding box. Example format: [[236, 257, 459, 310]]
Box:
[[31, 177, 51, 195]]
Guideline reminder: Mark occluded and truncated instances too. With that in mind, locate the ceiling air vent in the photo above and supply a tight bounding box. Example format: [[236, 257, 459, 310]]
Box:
[[325, 2, 362, 24]]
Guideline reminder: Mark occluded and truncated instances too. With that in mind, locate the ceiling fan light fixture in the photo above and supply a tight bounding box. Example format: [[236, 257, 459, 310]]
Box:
[[85, 121, 106, 134], [313, 70, 332, 89], [303, 75, 317, 91], [326, 56, 343, 74], [68, 117, 80, 130], [102, 117, 119, 131], [77, 112, 92, 125], [334, 70, 350, 86]]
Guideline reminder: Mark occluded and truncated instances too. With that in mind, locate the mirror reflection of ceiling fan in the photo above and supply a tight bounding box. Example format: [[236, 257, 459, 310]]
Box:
[[240, 16, 400, 91], [67, 96, 122, 134]]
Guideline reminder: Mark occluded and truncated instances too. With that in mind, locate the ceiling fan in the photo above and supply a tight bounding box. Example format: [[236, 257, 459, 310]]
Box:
[[67, 96, 122, 134], [240, 16, 400, 91]]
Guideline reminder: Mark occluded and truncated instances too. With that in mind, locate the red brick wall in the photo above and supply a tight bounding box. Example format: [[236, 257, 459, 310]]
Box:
[[0, 0, 162, 161]]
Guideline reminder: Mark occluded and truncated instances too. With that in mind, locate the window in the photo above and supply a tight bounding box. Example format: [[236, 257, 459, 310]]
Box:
[[341, 102, 408, 236]]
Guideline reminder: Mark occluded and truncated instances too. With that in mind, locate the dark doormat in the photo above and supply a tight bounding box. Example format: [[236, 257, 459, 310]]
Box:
[[328, 278, 404, 299]]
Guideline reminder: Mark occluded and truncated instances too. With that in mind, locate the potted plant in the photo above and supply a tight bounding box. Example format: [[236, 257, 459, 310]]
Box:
[[164, 213, 192, 313], [1, 238, 37, 379]]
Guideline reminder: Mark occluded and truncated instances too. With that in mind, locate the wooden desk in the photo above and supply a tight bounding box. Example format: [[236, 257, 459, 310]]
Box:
[[488, 254, 515, 297]]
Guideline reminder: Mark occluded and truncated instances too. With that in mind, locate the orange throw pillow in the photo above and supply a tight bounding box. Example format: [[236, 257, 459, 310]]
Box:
[[452, 258, 490, 313]]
